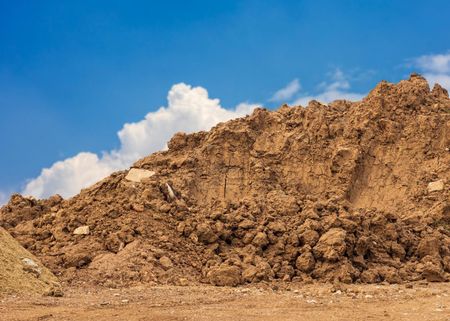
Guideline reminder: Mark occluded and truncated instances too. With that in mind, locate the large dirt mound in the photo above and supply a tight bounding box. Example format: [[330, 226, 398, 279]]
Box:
[[0, 227, 61, 295], [1, 74, 449, 287]]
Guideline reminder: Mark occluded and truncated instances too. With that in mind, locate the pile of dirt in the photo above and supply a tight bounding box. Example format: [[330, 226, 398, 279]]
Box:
[[0, 227, 61, 296], [1, 74, 449, 287]]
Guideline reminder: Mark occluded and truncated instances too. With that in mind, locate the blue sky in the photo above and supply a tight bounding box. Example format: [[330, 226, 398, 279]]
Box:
[[1, 0, 450, 202]]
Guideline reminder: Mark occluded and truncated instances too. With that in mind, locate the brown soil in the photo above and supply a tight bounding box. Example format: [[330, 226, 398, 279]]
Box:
[[0, 227, 61, 296], [1, 74, 449, 289], [1, 283, 449, 321]]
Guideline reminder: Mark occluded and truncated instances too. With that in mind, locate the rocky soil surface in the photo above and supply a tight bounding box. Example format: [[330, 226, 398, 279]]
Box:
[[1, 283, 449, 321], [1, 74, 449, 289]]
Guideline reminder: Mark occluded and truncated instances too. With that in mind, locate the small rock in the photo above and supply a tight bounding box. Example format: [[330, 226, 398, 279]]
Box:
[[22, 258, 41, 277], [252, 232, 269, 248], [159, 235, 169, 242], [427, 180, 444, 192], [295, 251, 315, 273], [45, 287, 64, 297], [238, 219, 256, 229], [159, 256, 173, 270], [313, 228, 347, 261], [242, 265, 258, 283], [165, 183, 176, 200], [125, 168, 155, 183], [73, 226, 90, 235], [195, 223, 218, 244], [159, 203, 172, 213], [208, 265, 242, 287], [131, 203, 145, 212], [422, 262, 446, 282], [268, 222, 286, 233], [300, 229, 320, 247]]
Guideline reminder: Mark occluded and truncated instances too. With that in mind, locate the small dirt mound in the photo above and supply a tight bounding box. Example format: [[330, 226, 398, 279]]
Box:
[[0, 227, 61, 296], [1, 74, 449, 287]]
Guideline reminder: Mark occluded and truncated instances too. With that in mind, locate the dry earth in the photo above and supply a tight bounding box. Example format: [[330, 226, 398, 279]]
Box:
[[1, 74, 449, 320], [0, 228, 61, 296], [1, 283, 449, 321], [1, 74, 449, 289]]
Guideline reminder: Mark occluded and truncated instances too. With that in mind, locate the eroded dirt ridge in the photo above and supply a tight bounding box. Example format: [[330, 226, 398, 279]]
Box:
[[1, 74, 449, 287]]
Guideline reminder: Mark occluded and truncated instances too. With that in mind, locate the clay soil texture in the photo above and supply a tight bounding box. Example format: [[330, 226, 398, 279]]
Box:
[[0, 74, 449, 320], [1, 283, 449, 321]]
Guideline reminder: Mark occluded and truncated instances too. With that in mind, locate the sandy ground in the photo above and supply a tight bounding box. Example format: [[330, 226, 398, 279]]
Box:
[[1, 282, 449, 321]]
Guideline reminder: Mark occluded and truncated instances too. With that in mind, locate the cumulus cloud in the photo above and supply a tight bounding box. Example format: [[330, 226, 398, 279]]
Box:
[[0, 191, 8, 206], [269, 79, 301, 102], [22, 83, 258, 199], [23, 153, 116, 200], [411, 52, 450, 91], [292, 69, 364, 106], [413, 52, 450, 74]]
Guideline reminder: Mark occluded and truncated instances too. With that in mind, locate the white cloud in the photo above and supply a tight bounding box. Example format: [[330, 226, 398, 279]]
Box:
[[292, 69, 364, 106], [0, 191, 8, 206], [23, 153, 116, 199], [411, 52, 450, 91], [269, 78, 301, 102], [413, 53, 450, 74], [22, 83, 258, 199]]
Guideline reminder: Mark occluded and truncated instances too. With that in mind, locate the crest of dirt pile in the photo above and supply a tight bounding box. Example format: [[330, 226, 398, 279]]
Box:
[[1, 74, 449, 287], [0, 227, 61, 296]]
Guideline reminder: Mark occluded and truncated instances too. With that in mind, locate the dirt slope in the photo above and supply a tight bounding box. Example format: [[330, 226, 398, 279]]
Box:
[[0, 227, 61, 295], [1, 74, 449, 287]]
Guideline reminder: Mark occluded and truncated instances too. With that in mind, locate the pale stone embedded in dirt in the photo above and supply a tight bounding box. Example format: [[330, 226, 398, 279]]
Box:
[[125, 168, 156, 183], [159, 256, 173, 270], [165, 183, 176, 200], [131, 203, 145, 212], [73, 225, 90, 235], [427, 180, 444, 192], [178, 278, 189, 286], [22, 258, 41, 277]]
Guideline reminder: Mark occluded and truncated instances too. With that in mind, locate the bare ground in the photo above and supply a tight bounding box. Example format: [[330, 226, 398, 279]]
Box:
[[1, 283, 449, 321]]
